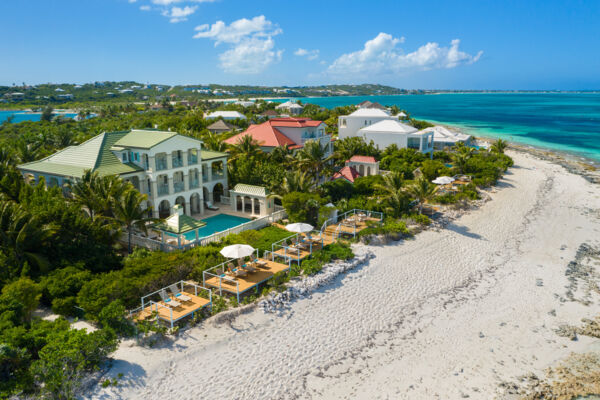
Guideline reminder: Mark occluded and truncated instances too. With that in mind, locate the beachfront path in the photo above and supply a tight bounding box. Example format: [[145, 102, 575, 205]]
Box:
[[91, 151, 600, 400]]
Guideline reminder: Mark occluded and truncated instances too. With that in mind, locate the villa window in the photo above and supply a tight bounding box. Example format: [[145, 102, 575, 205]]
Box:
[[407, 138, 421, 149], [122, 153, 127, 162], [340, 119, 346, 127]]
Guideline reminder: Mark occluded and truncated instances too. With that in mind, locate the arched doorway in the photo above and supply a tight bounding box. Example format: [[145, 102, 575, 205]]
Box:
[[366, 166, 371, 176], [175, 196, 186, 214], [358, 165, 364, 175], [158, 200, 171, 219], [213, 183, 224, 203], [190, 193, 201, 214]]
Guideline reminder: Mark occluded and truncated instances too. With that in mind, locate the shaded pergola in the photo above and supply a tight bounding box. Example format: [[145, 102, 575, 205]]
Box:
[[153, 204, 207, 246]]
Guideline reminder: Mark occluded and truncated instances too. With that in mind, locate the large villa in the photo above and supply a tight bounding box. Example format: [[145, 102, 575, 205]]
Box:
[[17, 129, 228, 219]]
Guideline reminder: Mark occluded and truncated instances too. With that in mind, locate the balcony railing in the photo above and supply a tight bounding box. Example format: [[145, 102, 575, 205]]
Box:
[[212, 171, 224, 180], [172, 158, 183, 168], [156, 160, 168, 171], [173, 182, 185, 193], [188, 155, 198, 165], [190, 179, 200, 189], [158, 185, 169, 196], [202, 173, 209, 181]]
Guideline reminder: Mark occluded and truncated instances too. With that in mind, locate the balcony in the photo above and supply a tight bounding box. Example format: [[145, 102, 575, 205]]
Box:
[[172, 158, 183, 168], [188, 154, 198, 165], [156, 160, 168, 171], [173, 182, 185, 193], [158, 185, 169, 196], [202, 173, 209, 182], [190, 179, 200, 189], [212, 171, 224, 180]]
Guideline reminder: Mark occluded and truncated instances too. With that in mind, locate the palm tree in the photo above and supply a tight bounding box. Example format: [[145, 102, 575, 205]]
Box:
[[271, 170, 313, 198], [373, 171, 410, 217], [69, 170, 103, 220], [491, 138, 508, 154], [203, 131, 227, 152], [406, 176, 438, 214], [269, 144, 294, 165], [452, 146, 474, 174], [111, 189, 156, 253], [0, 201, 57, 277], [295, 139, 330, 184], [229, 134, 262, 162]]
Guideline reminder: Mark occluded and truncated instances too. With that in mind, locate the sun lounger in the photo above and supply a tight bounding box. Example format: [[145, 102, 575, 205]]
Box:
[[159, 289, 181, 308], [255, 259, 267, 267], [243, 263, 257, 272], [168, 284, 191, 302], [205, 201, 219, 211]]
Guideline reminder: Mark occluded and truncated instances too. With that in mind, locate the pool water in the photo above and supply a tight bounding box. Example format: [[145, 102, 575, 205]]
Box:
[[169, 214, 251, 241]]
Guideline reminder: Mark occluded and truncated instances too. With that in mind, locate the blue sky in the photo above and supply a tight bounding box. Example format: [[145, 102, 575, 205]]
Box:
[[1, 0, 598, 89]]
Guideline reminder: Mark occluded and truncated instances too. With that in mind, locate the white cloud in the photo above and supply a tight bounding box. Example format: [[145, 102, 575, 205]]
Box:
[[327, 33, 482, 77], [294, 48, 319, 60], [140, 5, 151, 11], [163, 5, 197, 23], [193, 16, 283, 74], [152, 0, 214, 4], [129, 0, 137, 3]]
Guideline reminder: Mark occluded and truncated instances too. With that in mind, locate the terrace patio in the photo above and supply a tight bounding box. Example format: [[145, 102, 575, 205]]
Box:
[[132, 280, 212, 328], [203, 250, 292, 302]]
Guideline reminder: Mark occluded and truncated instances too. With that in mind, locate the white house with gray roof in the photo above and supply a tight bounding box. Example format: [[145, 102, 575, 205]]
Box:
[[17, 129, 229, 218]]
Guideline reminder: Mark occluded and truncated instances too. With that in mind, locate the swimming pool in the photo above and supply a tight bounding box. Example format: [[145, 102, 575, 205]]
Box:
[[168, 214, 251, 241]]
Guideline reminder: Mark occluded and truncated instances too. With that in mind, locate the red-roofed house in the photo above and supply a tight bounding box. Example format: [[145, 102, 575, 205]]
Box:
[[331, 155, 380, 183], [332, 166, 361, 183], [224, 117, 331, 157]]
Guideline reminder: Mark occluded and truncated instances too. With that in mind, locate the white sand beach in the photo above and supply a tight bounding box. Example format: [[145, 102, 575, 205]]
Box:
[[89, 150, 600, 399]]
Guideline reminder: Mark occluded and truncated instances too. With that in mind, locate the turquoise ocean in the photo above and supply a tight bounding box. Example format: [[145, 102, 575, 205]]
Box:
[[295, 93, 600, 164]]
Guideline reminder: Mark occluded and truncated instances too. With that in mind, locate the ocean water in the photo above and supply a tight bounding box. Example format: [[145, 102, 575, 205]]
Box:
[[299, 93, 600, 163], [0, 110, 78, 123]]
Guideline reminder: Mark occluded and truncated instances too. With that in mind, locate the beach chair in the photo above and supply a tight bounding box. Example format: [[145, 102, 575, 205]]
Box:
[[159, 289, 181, 308], [168, 284, 191, 302], [205, 201, 219, 211]]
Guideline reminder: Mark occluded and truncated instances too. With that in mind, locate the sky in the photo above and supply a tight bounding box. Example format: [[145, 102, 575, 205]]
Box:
[[0, 0, 598, 89]]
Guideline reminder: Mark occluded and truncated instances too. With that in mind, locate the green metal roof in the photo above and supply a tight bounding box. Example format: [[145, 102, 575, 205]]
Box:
[[113, 129, 176, 149], [200, 149, 228, 160], [18, 130, 143, 178]]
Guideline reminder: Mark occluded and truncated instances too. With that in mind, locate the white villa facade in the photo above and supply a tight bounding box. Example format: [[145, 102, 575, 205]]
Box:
[[205, 111, 246, 120], [338, 108, 397, 140], [358, 120, 434, 155], [17, 129, 228, 219]]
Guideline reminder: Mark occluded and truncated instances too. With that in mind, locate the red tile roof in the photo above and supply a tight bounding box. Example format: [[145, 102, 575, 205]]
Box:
[[224, 118, 324, 148], [348, 155, 377, 164], [332, 166, 361, 183]]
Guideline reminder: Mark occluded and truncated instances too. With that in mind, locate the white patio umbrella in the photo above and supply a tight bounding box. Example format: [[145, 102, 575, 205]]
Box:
[[220, 244, 255, 259], [432, 176, 455, 185], [285, 223, 314, 233]]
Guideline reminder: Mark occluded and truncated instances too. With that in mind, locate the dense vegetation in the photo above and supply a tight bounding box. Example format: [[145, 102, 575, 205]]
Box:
[[0, 96, 512, 397]]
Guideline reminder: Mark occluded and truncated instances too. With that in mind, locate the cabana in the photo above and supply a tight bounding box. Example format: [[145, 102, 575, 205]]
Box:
[[203, 249, 291, 302], [271, 230, 331, 264], [152, 204, 206, 246], [132, 280, 212, 328], [320, 209, 384, 240]]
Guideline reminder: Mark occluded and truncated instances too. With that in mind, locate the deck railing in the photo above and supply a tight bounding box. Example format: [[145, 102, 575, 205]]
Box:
[[320, 208, 384, 240]]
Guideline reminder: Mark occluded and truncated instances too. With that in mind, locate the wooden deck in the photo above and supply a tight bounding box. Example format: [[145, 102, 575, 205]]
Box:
[[324, 217, 380, 238], [134, 291, 211, 323], [204, 259, 290, 295]]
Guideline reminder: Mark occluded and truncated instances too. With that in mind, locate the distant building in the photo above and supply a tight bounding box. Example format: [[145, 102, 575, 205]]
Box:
[[207, 120, 235, 134], [234, 100, 255, 108], [205, 111, 247, 120], [259, 109, 278, 119], [332, 156, 380, 183], [358, 119, 434, 155], [55, 88, 65, 92], [357, 100, 388, 111], [225, 117, 331, 157], [419, 126, 471, 149], [338, 108, 398, 139], [57, 94, 74, 100], [275, 101, 304, 115]]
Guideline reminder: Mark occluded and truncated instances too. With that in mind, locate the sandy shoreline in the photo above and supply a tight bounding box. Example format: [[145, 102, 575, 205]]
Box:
[[88, 150, 600, 400]]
